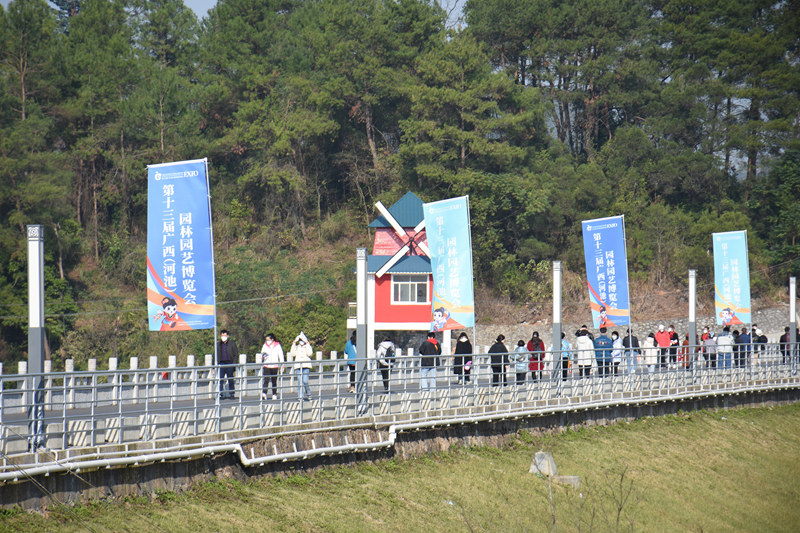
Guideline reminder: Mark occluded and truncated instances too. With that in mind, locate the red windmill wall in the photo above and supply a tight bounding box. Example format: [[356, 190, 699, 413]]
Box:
[[374, 275, 434, 323]]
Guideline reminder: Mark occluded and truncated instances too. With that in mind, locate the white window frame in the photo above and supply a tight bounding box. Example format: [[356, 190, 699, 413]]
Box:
[[391, 274, 430, 305]]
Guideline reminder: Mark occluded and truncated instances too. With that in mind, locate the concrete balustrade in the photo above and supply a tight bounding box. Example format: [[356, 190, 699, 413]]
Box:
[[0, 344, 795, 458]]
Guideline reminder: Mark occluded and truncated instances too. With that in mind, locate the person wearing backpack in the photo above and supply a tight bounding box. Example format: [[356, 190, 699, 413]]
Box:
[[376, 336, 396, 392], [593, 327, 613, 377]]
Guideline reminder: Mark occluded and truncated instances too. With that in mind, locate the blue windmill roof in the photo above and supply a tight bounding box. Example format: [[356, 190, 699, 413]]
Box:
[[367, 255, 431, 274], [368, 192, 425, 229]]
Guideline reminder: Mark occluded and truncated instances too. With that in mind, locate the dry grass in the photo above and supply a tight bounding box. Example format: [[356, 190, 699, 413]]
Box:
[[2, 404, 799, 532]]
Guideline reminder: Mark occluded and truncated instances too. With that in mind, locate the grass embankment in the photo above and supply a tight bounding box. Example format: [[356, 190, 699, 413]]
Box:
[[3, 404, 799, 532]]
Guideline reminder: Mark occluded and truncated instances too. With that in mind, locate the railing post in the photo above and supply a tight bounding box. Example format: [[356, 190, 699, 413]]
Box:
[[18, 361, 28, 415], [168, 355, 177, 402], [108, 357, 118, 405], [65, 359, 74, 407], [187, 355, 196, 398], [238, 353, 247, 397], [205, 354, 213, 399], [330, 350, 338, 393], [88, 358, 97, 446], [150, 356, 158, 401], [130, 357, 139, 404], [43, 360, 52, 408]]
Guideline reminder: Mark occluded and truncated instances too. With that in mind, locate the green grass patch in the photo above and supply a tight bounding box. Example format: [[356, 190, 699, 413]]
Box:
[[2, 404, 799, 532]]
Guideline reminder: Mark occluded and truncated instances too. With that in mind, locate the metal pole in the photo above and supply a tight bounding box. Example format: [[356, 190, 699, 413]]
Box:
[[790, 277, 797, 375], [552, 261, 562, 383], [689, 269, 697, 375], [356, 248, 369, 414], [27, 225, 45, 451]]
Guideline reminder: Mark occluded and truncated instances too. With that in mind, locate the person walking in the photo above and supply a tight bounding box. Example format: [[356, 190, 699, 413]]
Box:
[[703, 331, 717, 368], [575, 328, 595, 377], [419, 332, 441, 391], [344, 332, 357, 393], [736, 327, 751, 368], [668, 325, 680, 368], [642, 333, 658, 374], [654, 324, 671, 369], [621, 329, 640, 374], [593, 327, 613, 377], [526, 332, 545, 382], [716, 326, 734, 369], [560, 332, 573, 380], [489, 335, 509, 386], [290, 332, 313, 400], [510, 340, 530, 385], [376, 336, 396, 392], [453, 332, 473, 384], [217, 329, 238, 399], [611, 331, 623, 375], [261, 333, 284, 400]]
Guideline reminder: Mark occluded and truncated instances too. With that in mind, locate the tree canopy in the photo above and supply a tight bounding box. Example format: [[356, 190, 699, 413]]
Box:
[[0, 0, 798, 367]]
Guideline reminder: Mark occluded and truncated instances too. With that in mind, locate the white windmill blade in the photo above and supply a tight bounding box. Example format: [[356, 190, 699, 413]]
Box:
[[376, 244, 409, 278], [416, 239, 431, 258], [411, 219, 431, 257], [375, 201, 406, 237]]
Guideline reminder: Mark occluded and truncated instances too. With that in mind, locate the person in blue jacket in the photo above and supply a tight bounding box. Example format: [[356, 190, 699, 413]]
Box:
[[344, 332, 357, 393], [593, 327, 614, 377]]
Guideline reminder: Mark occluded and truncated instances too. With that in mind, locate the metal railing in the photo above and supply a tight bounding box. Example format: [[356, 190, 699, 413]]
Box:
[[0, 342, 797, 472]]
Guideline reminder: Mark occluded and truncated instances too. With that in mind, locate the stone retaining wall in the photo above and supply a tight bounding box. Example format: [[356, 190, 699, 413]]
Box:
[[470, 306, 793, 349]]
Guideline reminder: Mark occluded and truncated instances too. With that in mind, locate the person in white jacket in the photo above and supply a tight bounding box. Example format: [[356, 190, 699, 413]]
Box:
[[290, 332, 313, 400], [642, 333, 659, 373], [261, 333, 284, 400], [376, 336, 397, 392], [575, 328, 595, 377]]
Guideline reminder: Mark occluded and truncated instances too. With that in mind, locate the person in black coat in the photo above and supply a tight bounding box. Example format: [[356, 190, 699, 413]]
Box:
[[453, 332, 473, 384], [488, 335, 509, 387], [418, 332, 441, 391], [217, 329, 239, 399]]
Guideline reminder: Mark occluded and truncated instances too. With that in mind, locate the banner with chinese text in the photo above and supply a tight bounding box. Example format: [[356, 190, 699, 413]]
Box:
[[147, 159, 216, 331], [713, 230, 751, 325], [581, 216, 631, 328], [422, 196, 475, 331]]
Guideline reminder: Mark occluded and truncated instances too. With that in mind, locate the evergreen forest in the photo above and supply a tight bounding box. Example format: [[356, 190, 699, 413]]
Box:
[[1, 0, 798, 368]]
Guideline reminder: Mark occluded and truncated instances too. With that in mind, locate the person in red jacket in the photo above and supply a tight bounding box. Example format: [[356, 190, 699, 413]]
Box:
[[526, 332, 545, 382], [654, 324, 671, 369]]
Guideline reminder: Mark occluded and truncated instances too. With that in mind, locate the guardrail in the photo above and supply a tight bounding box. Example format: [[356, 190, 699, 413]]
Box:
[[1, 342, 797, 479]]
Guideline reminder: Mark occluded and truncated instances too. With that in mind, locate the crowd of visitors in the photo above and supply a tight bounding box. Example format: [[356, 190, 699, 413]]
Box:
[[213, 324, 797, 399]]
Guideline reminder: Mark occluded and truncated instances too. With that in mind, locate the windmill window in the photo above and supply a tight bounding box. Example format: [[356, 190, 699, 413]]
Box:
[[391, 274, 429, 304]]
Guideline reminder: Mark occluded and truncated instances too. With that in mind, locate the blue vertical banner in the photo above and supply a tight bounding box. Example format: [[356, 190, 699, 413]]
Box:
[[147, 159, 216, 331], [713, 230, 751, 325], [422, 196, 475, 331], [581, 216, 631, 328]]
